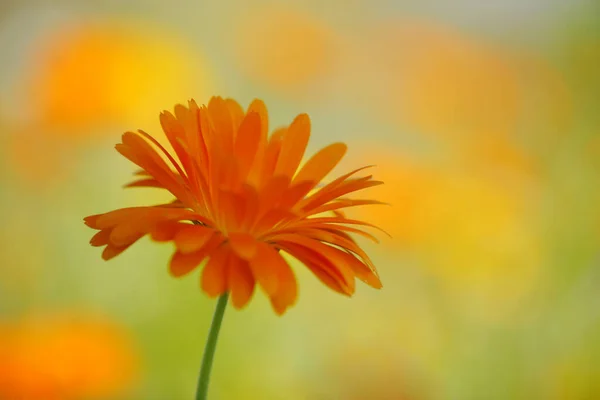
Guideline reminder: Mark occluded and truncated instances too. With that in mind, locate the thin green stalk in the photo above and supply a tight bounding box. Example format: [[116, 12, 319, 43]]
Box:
[[195, 293, 229, 400]]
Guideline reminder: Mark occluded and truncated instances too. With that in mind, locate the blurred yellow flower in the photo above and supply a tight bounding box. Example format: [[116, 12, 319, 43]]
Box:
[[24, 20, 209, 134], [0, 314, 137, 400], [353, 149, 542, 320], [232, 8, 337, 94]]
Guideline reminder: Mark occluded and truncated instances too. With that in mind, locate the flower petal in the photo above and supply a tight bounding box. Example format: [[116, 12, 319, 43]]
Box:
[[226, 98, 245, 131], [258, 127, 285, 185], [274, 113, 310, 179], [170, 233, 224, 277], [200, 244, 230, 297], [301, 178, 384, 213], [247, 99, 269, 139], [293, 142, 347, 185], [124, 178, 164, 189], [282, 241, 349, 295], [208, 96, 235, 156], [229, 232, 258, 260], [276, 235, 356, 295], [227, 255, 255, 309], [296, 165, 373, 209], [307, 199, 388, 217], [116, 132, 191, 204], [102, 238, 142, 260], [234, 111, 262, 179], [150, 221, 182, 242], [174, 225, 215, 254], [292, 229, 381, 288], [289, 217, 390, 238], [90, 229, 111, 246]]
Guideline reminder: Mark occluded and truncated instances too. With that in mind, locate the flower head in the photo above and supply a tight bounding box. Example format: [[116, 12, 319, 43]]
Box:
[[85, 97, 384, 314]]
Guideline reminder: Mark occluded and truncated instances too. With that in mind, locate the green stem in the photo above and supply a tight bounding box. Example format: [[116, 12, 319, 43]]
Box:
[[195, 293, 229, 400]]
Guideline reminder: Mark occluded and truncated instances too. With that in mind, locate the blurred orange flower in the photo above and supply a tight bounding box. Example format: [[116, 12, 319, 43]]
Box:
[[85, 97, 384, 315], [232, 8, 337, 94], [371, 20, 520, 141], [24, 20, 208, 135], [1, 20, 208, 187], [0, 314, 137, 400]]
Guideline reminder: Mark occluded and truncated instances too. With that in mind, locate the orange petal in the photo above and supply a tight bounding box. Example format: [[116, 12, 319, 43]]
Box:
[[174, 225, 215, 254], [302, 178, 384, 213], [278, 180, 316, 210], [282, 242, 348, 295], [258, 127, 286, 185], [227, 255, 255, 309], [319, 223, 380, 243], [94, 207, 144, 229], [247, 99, 269, 139], [234, 112, 262, 177], [253, 208, 297, 236], [84, 214, 102, 229], [150, 221, 182, 242], [247, 242, 298, 314], [246, 99, 269, 186], [124, 178, 164, 188], [96, 207, 196, 229], [229, 232, 258, 260], [101, 238, 141, 260], [178, 101, 208, 175], [225, 98, 245, 131], [317, 240, 380, 289], [208, 96, 235, 155], [276, 235, 355, 295], [104, 208, 200, 246], [291, 217, 390, 238], [217, 188, 245, 231], [109, 220, 149, 247], [121, 131, 180, 177], [248, 242, 283, 296], [200, 244, 230, 297], [256, 175, 291, 218], [293, 142, 347, 185], [309, 228, 381, 280], [238, 184, 260, 231], [159, 110, 189, 166], [270, 271, 298, 315], [170, 251, 206, 277], [169, 234, 224, 277], [307, 199, 388, 217], [274, 113, 310, 178], [296, 165, 373, 210], [90, 229, 111, 247], [118, 146, 189, 203]]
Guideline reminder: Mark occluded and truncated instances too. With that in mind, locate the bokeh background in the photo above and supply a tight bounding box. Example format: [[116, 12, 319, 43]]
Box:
[[1, 0, 599, 399]]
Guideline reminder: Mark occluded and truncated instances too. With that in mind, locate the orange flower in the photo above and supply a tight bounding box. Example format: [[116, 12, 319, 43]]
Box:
[[0, 314, 137, 400], [85, 97, 384, 314], [232, 8, 337, 95]]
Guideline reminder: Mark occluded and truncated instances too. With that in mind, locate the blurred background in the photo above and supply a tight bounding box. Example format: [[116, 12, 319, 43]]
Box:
[[0, 0, 598, 399]]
